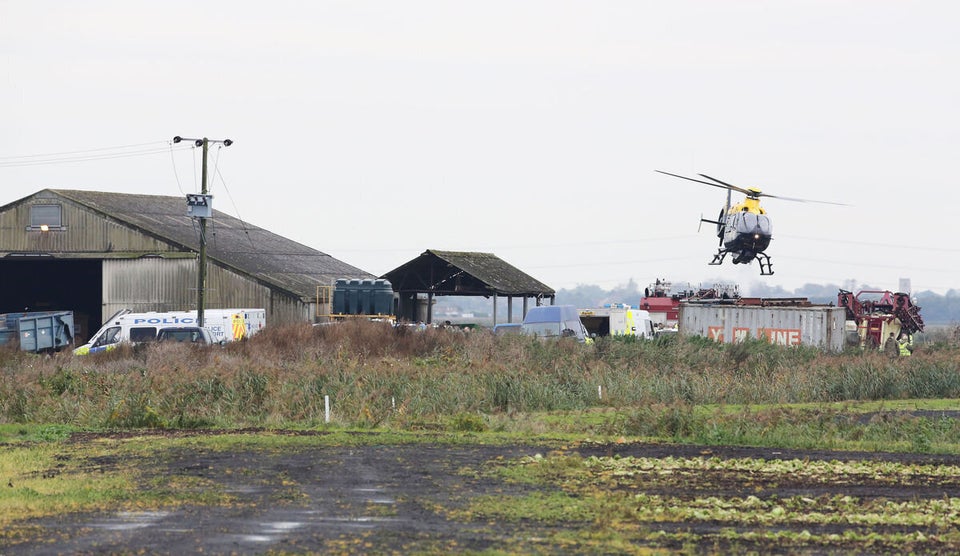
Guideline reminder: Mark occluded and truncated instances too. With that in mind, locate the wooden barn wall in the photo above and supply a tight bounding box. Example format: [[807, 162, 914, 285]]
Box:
[[103, 259, 312, 325], [0, 196, 185, 254]]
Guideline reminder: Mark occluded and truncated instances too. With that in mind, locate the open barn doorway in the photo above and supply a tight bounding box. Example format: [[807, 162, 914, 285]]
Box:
[[0, 258, 103, 343]]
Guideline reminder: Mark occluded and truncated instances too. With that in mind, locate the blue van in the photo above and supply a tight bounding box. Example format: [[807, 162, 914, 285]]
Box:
[[520, 305, 591, 343]]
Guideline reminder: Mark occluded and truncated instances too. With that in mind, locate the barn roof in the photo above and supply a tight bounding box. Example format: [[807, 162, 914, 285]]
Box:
[[382, 249, 554, 297], [45, 189, 372, 300]]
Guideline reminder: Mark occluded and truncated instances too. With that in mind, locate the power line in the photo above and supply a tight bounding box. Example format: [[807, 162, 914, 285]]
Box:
[[0, 144, 193, 167], [519, 255, 702, 270], [214, 165, 258, 252], [327, 234, 701, 254], [169, 141, 186, 196], [780, 234, 960, 253], [785, 255, 957, 275], [0, 140, 167, 160]]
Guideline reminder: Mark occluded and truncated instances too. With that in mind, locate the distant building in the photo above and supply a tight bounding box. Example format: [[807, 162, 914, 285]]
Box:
[[0, 189, 372, 340]]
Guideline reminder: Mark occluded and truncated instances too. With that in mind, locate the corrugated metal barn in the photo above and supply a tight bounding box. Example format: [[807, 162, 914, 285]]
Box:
[[0, 189, 372, 341]]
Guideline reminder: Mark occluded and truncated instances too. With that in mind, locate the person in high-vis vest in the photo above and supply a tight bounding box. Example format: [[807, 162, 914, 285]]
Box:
[[231, 314, 247, 341], [897, 333, 914, 357]]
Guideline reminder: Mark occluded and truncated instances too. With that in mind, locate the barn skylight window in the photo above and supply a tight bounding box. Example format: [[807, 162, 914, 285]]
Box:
[[29, 204, 63, 230]]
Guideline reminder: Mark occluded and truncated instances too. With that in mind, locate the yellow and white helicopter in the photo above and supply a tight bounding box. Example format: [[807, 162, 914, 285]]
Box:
[[656, 170, 846, 276]]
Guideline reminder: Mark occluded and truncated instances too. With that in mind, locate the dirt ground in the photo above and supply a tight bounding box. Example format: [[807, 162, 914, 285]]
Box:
[[4, 431, 960, 555]]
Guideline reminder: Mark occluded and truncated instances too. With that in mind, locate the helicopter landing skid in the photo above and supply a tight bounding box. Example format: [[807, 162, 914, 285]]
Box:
[[708, 250, 774, 275], [708, 250, 727, 266], [757, 253, 774, 276]]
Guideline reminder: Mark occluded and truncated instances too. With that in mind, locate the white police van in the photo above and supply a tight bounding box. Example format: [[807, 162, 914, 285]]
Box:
[[73, 308, 266, 355]]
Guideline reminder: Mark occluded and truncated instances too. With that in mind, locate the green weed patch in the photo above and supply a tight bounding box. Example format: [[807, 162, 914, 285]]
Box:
[[457, 451, 960, 552]]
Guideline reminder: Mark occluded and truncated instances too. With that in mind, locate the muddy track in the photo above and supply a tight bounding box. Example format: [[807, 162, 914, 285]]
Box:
[[4, 433, 960, 554]]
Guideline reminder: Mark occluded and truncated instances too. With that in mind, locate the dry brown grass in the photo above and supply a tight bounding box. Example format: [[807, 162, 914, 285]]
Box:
[[2, 321, 959, 429]]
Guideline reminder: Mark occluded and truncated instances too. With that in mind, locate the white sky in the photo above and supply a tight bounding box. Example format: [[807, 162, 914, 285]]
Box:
[[2, 1, 958, 294]]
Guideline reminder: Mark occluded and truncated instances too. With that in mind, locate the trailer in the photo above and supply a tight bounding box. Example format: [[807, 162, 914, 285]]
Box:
[[679, 302, 846, 352], [0, 311, 75, 353]]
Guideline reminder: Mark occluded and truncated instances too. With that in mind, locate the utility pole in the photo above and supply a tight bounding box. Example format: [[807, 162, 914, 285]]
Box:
[[173, 135, 232, 327]]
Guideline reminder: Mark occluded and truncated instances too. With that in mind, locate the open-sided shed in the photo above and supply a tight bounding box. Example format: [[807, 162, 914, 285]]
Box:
[[382, 249, 555, 324]]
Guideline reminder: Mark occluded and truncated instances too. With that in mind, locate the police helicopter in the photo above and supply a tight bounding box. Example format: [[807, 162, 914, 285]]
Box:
[[655, 170, 846, 276]]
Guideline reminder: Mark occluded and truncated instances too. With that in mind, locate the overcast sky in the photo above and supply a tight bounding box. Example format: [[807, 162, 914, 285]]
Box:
[[3, 1, 958, 294]]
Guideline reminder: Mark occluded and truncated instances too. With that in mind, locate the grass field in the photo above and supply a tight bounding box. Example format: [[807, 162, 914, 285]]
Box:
[[3, 320, 960, 434], [3, 321, 960, 552]]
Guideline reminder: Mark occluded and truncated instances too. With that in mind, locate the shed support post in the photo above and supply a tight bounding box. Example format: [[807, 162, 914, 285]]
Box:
[[507, 297, 513, 323], [427, 292, 433, 324], [523, 297, 529, 319], [492, 293, 498, 325]]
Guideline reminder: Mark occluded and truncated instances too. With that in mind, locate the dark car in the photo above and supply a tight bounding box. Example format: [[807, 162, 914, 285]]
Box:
[[156, 326, 218, 345], [492, 323, 522, 336]]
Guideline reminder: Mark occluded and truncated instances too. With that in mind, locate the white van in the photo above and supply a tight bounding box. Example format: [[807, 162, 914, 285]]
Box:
[[74, 309, 266, 355], [521, 305, 592, 343], [579, 304, 655, 339]]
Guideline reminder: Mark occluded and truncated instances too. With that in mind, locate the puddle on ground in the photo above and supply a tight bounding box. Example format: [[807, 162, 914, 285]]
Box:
[[236, 534, 273, 543], [261, 521, 303, 532], [89, 511, 171, 531], [353, 486, 395, 504]]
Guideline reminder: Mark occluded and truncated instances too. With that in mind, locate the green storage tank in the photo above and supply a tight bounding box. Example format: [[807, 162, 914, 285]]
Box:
[[332, 278, 394, 316]]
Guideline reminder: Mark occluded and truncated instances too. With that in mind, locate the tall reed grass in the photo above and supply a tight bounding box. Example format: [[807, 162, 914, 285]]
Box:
[[2, 320, 959, 429]]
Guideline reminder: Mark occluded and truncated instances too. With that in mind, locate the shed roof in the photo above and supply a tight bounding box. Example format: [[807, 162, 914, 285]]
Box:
[[382, 249, 554, 297], [32, 189, 371, 300]]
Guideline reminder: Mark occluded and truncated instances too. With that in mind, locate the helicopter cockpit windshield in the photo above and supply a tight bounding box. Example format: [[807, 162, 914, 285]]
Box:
[[734, 212, 772, 235]]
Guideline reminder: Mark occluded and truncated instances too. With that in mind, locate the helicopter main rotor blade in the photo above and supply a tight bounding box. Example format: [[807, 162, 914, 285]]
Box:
[[659, 170, 851, 206], [756, 193, 850, 206], [697, 174, 754, 196], [700, 173, 850, 205], [655, 170, 739, 192]]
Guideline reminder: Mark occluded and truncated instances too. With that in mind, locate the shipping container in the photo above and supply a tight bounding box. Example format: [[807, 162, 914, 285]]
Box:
[[679, 303, 846, 352]]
